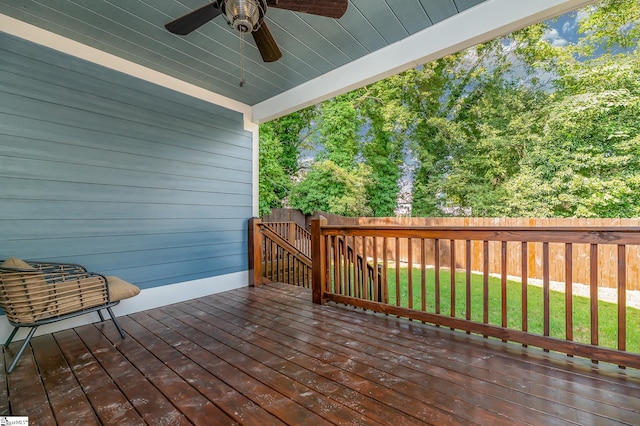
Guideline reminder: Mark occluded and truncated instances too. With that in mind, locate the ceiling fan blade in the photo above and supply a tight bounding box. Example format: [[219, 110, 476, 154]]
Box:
[[266, 0, 348, 19], [252, 22, 283, 62], [165, 2, 222, 35]]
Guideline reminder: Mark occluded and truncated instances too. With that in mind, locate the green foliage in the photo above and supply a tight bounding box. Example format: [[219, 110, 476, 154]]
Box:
[[507, 63, 640, 217], [262, 106, 317, 175], [289, 160, 373, 217], [358, 81, 406, 216], [316, 93, 360, 169], [574, 0, 640, 56], [444, 84, 548, 216], [402, 39, 551, 216], [260, 0, 640, 219], [258, 106, 317, 215], [258, 125, 288, 216]]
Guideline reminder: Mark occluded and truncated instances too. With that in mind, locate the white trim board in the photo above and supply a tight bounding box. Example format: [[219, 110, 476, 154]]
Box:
[[252, 0, 597, 123], [0, 13, 254, 131], [0, 271, 248, 343]]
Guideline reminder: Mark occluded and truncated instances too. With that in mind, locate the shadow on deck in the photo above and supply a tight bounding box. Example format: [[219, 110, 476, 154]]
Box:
[[2, 283, 640, 425]]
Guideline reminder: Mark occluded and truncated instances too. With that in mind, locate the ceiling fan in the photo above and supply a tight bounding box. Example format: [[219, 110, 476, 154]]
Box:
[[165, 0, 349, 63]]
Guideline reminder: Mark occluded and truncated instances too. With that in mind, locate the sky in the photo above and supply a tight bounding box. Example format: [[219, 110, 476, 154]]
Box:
[[544, 10, 583, 47]]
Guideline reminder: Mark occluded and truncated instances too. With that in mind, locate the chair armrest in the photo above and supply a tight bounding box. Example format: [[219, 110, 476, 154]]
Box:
[[0, 259, 88, 274], [27, 260, 88, 274]]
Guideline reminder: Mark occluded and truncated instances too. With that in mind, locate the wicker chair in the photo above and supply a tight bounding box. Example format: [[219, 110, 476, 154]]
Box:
[[0, 258, 140, 373]]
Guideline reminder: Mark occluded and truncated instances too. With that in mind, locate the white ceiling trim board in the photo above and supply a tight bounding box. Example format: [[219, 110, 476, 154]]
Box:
[[0, 13, 255, 130], [252, 0, 597, 123]]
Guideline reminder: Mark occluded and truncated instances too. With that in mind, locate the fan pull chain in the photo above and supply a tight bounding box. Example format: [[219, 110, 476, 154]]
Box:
[[239, 31, 246, 87]]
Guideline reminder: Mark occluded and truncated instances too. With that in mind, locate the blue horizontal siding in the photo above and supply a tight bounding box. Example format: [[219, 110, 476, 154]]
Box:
[[0, 33, 253, 290]]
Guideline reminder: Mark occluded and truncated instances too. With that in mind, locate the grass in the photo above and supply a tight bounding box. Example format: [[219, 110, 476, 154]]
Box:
[[383, 267, 640, 354]]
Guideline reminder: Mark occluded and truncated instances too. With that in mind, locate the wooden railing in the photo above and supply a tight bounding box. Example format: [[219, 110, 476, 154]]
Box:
[[310, 217, 640, 369], [343, 217, 640, 291], [263, 221, 312, 258], [334, 236, 384, 302], [249, 218, 312, 288]]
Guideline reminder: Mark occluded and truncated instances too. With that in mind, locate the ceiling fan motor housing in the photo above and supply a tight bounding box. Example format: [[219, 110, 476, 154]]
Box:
[[221, 0, 266, 33]]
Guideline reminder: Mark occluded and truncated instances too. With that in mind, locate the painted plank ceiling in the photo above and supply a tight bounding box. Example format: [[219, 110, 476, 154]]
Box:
[[0, 0, 484, 106]]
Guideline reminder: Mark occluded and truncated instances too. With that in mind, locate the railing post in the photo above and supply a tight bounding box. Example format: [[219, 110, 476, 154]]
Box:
[[248, 217, 263, 287], [311, 216, 327, 304], [288, 222, 296, 245]]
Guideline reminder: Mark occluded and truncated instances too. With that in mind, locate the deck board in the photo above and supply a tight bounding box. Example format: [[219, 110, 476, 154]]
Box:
[[181, 298, 444, 424], [235, 285, 640, 424], [3, 283, 640, 425], [75, 324, 191, 426], [4, 343, 56, 425], [98, 318, 236, 425], [204, 294, 488, 425], [53, 328, 145, 425], [217, 289, 564, 424], [30, 334, 98, 426]]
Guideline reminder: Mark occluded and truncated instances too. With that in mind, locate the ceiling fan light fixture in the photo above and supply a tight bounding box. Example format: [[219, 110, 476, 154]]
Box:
[[222, 0, 265, 33]]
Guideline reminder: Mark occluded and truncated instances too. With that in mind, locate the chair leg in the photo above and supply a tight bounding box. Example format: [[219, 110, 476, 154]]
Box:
[[97, 309, 105, 322], [4, 327, 19, 347], [106, 307, 126, 338], [6, 327, 37, 374]]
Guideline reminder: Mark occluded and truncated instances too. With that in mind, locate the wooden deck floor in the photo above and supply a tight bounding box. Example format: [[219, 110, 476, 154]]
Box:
[[2, 283, 640, 425]]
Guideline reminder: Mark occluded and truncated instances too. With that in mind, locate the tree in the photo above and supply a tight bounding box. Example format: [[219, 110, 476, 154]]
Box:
[[258, 106, 316, 215], [261, 0, 640, 219], [403, 33, 554, 216], [506, 53, 640, 217], [258, 125, 289, 216], [262, 106, 317, 176], [443, 82, 548, 216], [357, 80, 406, 216], [287, 93, 373, 216], [315, 93, 361, 169], [288, 160, 373, 216], [574, 0, 640, 56]]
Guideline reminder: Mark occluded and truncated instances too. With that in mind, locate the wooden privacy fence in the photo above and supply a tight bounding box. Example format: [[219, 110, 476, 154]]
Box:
[[310, 217, 640, 369]]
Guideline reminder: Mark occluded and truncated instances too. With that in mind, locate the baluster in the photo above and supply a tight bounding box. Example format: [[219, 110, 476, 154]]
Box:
[[543, 242, 550, 344], [362, 236, 368, 301], [395, 237, 401, 307], [421, 238, 427, 312], [565, 243, 573, 345], [501, 241, 508, 334], [618, 244, 627, 358], [372, 236, 379, 302], [407, 237, 413, 309], [450, 239, 456, 323], [466, 239, 472, 324], [590, 244, 599, 352], [382, 237, 389, 304], [435, 238, 441, 316], [522, 241, 528, 346], [483, 240, 489, 328]]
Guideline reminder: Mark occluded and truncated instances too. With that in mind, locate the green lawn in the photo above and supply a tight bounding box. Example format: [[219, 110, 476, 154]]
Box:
[[384, 267, 640, 354]]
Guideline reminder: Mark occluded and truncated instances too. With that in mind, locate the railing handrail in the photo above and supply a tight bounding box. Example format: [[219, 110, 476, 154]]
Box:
[[321, 225, 640, 244]]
